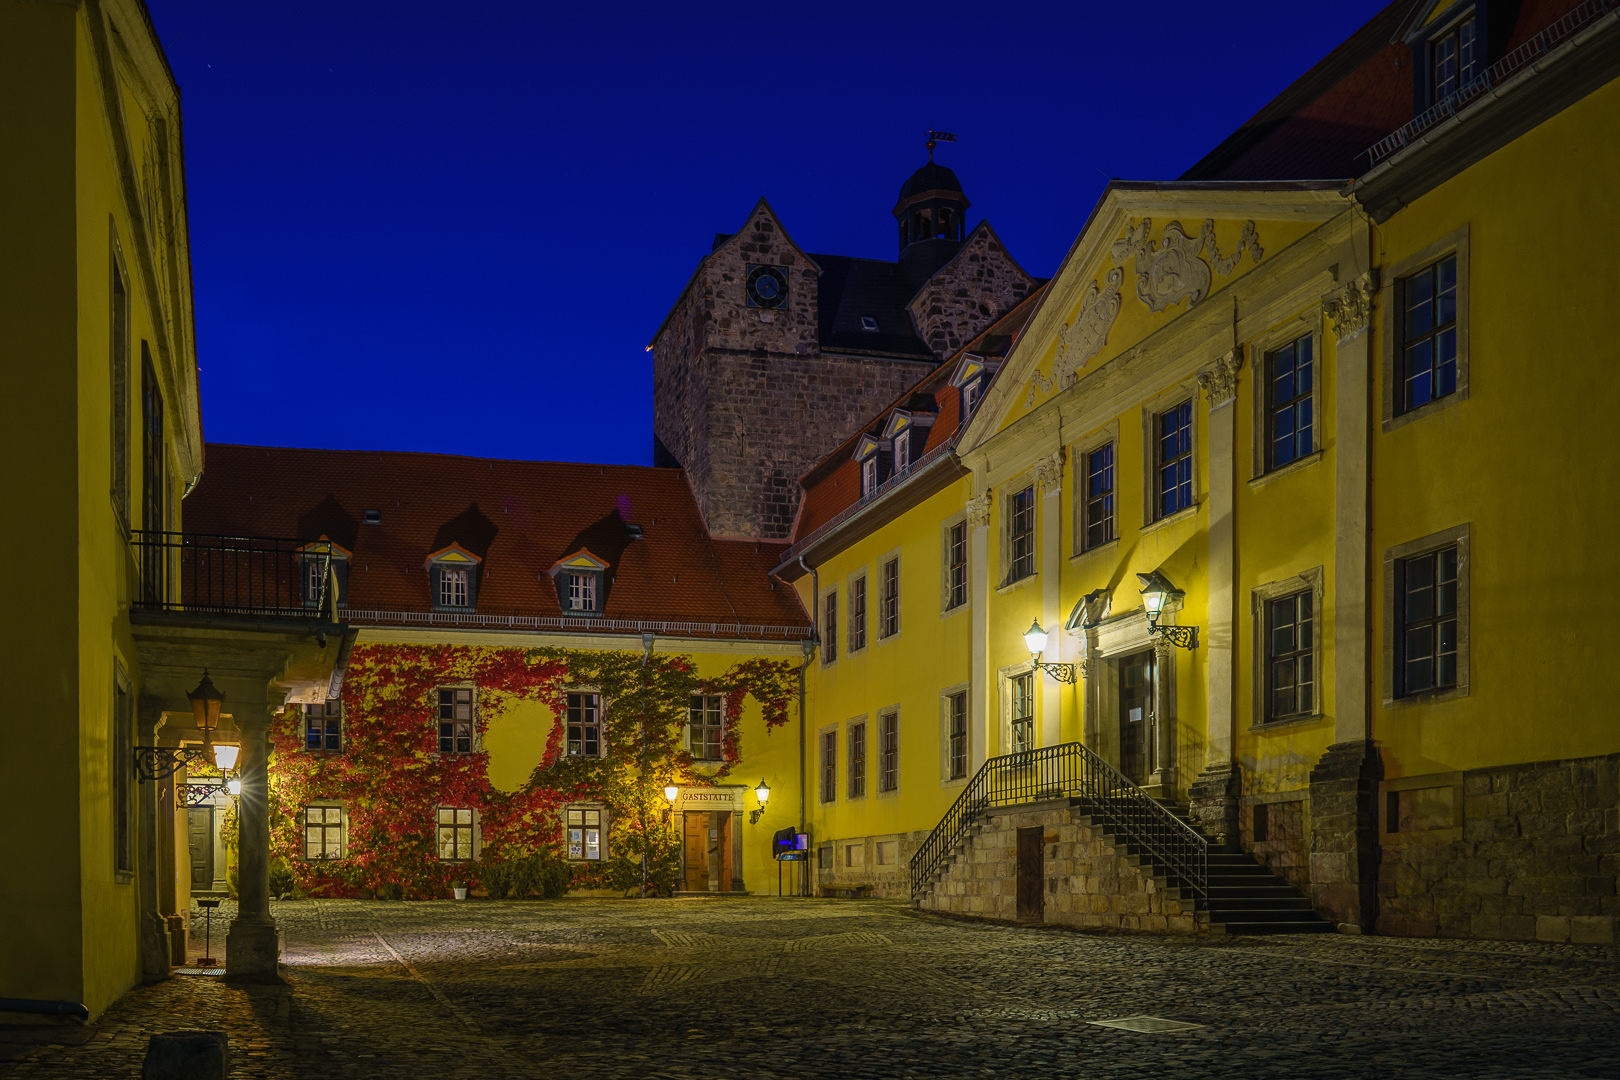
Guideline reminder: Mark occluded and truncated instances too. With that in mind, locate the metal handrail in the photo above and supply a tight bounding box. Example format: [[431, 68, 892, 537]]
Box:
[[908, 740, 1209, 902], [1364, 0, 1615, 166], [131, 531, 333, 619]]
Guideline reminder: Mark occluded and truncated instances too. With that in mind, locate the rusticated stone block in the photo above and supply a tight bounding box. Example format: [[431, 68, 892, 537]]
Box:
[[1571, 917, 1617, 944], [1536, 915, 1571, 942]]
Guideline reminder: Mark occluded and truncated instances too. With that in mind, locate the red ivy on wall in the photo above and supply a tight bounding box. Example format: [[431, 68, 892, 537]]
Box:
[[268, 643, 798, 899]]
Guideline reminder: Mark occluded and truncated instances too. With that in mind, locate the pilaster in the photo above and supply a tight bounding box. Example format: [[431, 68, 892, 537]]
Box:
[[1037, 450, 1064, 747], [225, 695, 286, 984], [136, 697, 171, 983], [1307, 739, 1382, 931], [968, 490, 992, 769]]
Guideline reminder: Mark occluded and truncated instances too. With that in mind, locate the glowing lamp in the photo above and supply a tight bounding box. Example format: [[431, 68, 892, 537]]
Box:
[[213, 744, 239, 771], [754, 779, 771, 807], [226, 779, 242, 796], [1023, 619, 1050, 657], [663, 784, 679, 803], [1136, 570, 1199, 650], [187, 670, 224, 732]]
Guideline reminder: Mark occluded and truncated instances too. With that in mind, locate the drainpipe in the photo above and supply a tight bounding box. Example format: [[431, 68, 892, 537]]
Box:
[[0, 999, 89, 1022], [640, 632, 654, 898], [797, 556, 819, 898]]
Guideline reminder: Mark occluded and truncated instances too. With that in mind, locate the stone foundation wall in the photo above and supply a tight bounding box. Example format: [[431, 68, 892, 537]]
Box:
[[1244, 794, 1312, 896], [1378, 753, 1619, 944], [917, 802, 1203, 934], [815, 831, 927, 898]]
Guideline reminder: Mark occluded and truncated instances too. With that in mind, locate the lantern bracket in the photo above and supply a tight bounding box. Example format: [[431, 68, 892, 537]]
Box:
[[1148, 623, 1199, 650], [133, 746, 215, 783], [1033, 658, 1078, 684]]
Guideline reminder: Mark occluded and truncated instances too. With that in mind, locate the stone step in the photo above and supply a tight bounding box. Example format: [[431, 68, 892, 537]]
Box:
[[1206, 896, 1316, 912]]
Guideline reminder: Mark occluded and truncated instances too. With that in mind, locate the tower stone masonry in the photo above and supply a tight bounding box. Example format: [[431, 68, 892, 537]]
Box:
[[651, 162, 1036, 539]]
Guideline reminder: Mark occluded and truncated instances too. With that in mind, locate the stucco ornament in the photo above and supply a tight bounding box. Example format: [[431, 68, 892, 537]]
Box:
[[966, 491, 993, 530], [1035, 448, 1066, 494], [1110, 218, 1263, 314], [1197, 350, 1243, 409], [1025, 269, 1123, 406], [1322, 273, 1378, 343]]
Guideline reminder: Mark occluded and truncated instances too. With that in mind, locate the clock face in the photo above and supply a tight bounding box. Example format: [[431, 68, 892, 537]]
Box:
[[746, 264, 788, 309]]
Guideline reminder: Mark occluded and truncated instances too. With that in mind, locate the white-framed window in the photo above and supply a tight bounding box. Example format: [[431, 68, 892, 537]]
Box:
[[848, 721, 867, 799], [963, 377, 981, 418], [1155, 401, 1194, 518], [880, 557, 900, 638], [568, 572, 597, 612], [895, 430, 911, 472], [822, 588, 838, 664], [436, 807, 476, 862], [304, 805, 344, 860], [567, 691, 603, 756], [1382, 524, 1471, 708], [438, 687, 474, 753], [820, 728, 837, 803], [848, 574, 868, 652], [1005, 485, 1036, 584], [1382, 226, 1470, 433], [947, 690, 968, 779], [566, 806, 604, 861], [1011, 671, 1035, 754], [689, 694, 724, 760], [1082, 443, 1116, 551], [945, 519, 968, 610], [862, 454, 879, 496], [440, 567, 469, 608], [304, 700, 342, 753], [878, 711, 898, 792], [1250, 567, 1324, 730]]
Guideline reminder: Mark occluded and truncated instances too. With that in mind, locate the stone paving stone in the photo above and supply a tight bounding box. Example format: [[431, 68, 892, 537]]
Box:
[[3, 897, 1620, 1077]]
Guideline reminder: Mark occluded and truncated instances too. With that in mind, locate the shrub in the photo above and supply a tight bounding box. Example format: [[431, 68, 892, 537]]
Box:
[[479, 850, 571, 899]]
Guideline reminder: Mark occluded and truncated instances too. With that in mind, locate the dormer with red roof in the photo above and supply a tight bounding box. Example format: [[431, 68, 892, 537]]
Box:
[[424, 543, 482, 612], [547, 549, 610, 616]]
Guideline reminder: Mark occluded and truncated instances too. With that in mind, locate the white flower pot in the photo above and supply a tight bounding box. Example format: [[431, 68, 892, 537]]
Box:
[[453, 887, 468, 900]]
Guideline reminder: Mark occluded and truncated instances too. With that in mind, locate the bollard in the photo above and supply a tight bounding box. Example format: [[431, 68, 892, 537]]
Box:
[[141, 1029, 229, 1079]]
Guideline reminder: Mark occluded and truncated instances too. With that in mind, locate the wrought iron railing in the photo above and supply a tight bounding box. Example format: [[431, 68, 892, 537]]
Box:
[[340, 608, 813, 639], [131, 531, 335, 619], [908, 740, 1209, 902], [1364, 0, 1616, 166]]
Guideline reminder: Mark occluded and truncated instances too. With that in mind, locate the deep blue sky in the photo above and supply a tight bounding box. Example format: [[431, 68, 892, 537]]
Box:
[[151, 0, 1386, 466]]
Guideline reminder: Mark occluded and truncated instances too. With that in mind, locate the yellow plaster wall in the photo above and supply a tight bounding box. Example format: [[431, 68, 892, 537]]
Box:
[[1370, 78, 1620, 779]]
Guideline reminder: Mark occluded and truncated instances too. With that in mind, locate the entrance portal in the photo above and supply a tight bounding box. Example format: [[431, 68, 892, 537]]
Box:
[[682, 811, 735, 892], [1119, 650, 1154, 784], [187, 807, 214, 890]]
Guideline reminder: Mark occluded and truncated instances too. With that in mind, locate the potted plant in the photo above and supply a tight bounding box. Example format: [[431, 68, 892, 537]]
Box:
[[451, 880, 468, 900]]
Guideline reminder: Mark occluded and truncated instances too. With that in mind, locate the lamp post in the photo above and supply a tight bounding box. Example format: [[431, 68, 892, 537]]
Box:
[[662, 783, 678, 824], [749, 779, 770, 825], [1022, 619, 1076, 683], [1137, 571, 1199, 649]]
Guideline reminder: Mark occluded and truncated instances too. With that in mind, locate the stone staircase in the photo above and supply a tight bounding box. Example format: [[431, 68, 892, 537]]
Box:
[[915, 796, 1333, 935]]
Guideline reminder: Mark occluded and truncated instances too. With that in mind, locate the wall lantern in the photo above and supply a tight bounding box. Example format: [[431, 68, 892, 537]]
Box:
[[226, 779, 242, 796], [1022, 619, 1076, 684], [749, 779, 771, 824], [187, 670, 224, 734], [134, 669, 229, 785], [663, 784, 680, 804], [1138, 571, 1198, 649]]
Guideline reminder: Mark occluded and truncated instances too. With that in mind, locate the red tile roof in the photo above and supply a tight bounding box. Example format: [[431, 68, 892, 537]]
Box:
[[186, 446, 811, 634], [790, 287, 1046, 541]]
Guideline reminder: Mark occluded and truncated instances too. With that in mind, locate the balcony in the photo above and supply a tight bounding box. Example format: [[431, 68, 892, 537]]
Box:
[[132, 531, 339, 622]]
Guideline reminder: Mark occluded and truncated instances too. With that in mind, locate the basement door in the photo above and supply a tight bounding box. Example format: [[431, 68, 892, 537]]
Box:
[[1016, 826, 1044, 921], [187, 807, 214, 891], [1119, 650, 1154, 784]]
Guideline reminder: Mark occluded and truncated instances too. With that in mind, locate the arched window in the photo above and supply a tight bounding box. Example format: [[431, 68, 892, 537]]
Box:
[[937, 208, 954, 239]]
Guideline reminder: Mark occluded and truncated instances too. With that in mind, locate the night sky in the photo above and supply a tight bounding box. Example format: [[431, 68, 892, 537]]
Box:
[[150, 0, 1386, 467]]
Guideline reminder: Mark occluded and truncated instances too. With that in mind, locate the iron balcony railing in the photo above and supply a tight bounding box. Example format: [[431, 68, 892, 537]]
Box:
[[131, 531, 336, 620], [341, 608, 814, 639], [909, 740, 1209, 902], [1364, 0, 1616, 166]]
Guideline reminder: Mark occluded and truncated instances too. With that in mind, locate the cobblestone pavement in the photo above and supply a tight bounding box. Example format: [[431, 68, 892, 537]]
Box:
[[6, 896, 1620, 1078]]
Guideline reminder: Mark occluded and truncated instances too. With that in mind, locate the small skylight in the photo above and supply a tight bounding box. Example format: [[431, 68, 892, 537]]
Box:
[[860, 316, 879, 332], [363, 510, 381, 525]]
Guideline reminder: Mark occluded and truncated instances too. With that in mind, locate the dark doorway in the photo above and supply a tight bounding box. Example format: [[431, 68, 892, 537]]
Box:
[[682, 811, 709, 892], [1119, 650, 1154, 784], [187, 807, 214, 890], [1016, 826, 1044, 921]]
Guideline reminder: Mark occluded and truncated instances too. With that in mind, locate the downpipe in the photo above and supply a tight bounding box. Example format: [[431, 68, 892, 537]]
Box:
[[0, 998, 89, 1022], [797, 556, 819, 898]]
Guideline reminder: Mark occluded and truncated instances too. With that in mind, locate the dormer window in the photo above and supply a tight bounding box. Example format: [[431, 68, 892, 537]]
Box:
[[424, 543, 482, 612], [861, 316, 879, 332], [296, 537, 351, 610], [853, 432, 888, 498], [1430, 13, 1477, 105], [549, 549, 609, 615], [949, 353, 997, 428], [882, 410, 922, 475], [895, 430, 911, 472]]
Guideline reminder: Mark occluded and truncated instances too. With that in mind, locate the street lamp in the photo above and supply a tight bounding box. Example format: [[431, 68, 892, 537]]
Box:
[[663, 783, 680, 804], [1138, 571, 1198, 649], [212, 743, 239, 772], [1022, 619, 1076, 683], [749, 779, 770, 824]]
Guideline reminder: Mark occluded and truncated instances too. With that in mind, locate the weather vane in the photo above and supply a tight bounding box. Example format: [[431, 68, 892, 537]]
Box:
[[925, 129, 958, 162]]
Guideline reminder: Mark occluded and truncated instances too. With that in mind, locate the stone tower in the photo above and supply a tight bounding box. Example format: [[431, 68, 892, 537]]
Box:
[[651, 163, 1036, 539]]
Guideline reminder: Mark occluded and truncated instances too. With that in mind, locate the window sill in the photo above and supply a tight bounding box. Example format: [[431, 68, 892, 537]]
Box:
[[114, 870, 134, 885], [996, 572, 1037, 596], [1071, 537, 1119, 564], [1382, 684, 1469, 710], [1249, 449, 1323, 490], [1141, 503, 1199, 536], [1248, 713, 1325, 733], [875, 631, 902, 647], [940, 600, 970, 620], [1383, 387, 1468, 435]]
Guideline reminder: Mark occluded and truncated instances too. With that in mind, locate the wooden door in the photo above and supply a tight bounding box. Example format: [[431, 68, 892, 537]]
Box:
[[717, 813, 733, 891], [187, 807, 214, 890], [1016, 826, 1044, 921], [682, 812, 708, 892], [1119, 651, 1154, 784]]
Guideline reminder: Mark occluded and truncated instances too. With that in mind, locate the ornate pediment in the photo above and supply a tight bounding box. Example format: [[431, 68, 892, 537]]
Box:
[[853, 433, 887, 461], [423, 542, 482, 569], [1026, 268, 1124, 407], [1110, 218, 1263, 314], [547, 548, 610, 578], [881, 411, 912, 439]]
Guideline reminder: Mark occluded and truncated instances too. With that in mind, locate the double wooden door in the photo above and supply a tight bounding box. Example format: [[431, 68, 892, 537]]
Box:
[[187, 807, 214, 890], [1119, 650, 1155, 784], [682, 811, 733, 892]]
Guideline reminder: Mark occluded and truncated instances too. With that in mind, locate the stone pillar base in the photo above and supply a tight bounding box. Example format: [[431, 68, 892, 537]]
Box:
[[1308, 740, 1382, 932], [140, 911, 172, 983], [1188, 762, 1241, 851], [224, 917, 284, 984]]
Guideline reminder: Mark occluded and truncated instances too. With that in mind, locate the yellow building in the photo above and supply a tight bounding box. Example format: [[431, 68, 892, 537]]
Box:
[[0, 0, 346, 1019], [780, 0, 1620, 941]]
